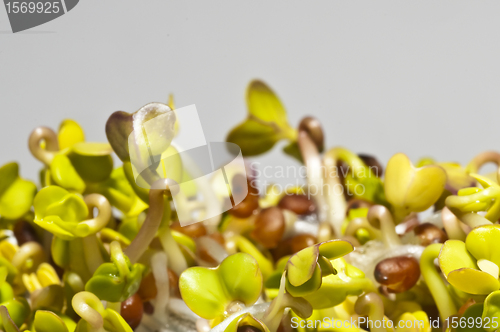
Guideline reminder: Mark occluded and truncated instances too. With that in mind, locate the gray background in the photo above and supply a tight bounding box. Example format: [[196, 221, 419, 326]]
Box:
[[1, 1, 500, 184]]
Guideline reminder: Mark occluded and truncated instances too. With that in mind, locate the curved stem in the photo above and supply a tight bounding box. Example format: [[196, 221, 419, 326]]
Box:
[[124, 179, 170, 264], [420, 243, 457, 321], [110, 241, 129, 278], [323, 148, 348, 237], [28, 126, 59, 165], [298, 131, 330, 227], [81, 194, 112, 235], [298, 117, 324, 152], [72, 291, 106, 332], [81, 194, 111, 274], [367, 205, 401, 248], [331, 147, 373, 178], [441, 207, 468, 241], [344, 217, 382, 240], [466, 151, 500, 174], [354, 292, 386, 332], [11, 242, 45, 272]]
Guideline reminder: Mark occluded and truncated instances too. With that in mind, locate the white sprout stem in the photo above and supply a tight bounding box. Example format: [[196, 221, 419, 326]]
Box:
[[441, 207, 468, 241], [297, 131, 331, 226], [367, 205, 401, 248], [323, 148, 348, 237], [196, 236, 228, 264], [158, 227, 188, 275], [151, 251, 169, 324]]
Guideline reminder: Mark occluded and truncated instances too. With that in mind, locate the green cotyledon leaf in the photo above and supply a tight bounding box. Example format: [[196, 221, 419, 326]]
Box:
[[33, 186, 111, 241], [0, 306, 20, 332], [33, 310, 75, 332], [285, 240, 353, 293], [85, 242, 145, 302], [58, 119, 85, 151], [0, 162, 37, 220], [226, 80, 297, 157], [384, 153, 447, 223], [49, 154, 86, 194], [483, 291, 500, 332], [179, 253, 263, 320], [439, 227, 500, 295], [457, 303, 485, 332], [0, 298, 30, 330], [34, 186, 88, 223], [303, 258, 372, 310], [466, 225, 500, 267], [102, 308, 133, 332], [226, 119, 286, 156], [68, 142, 114, 184]]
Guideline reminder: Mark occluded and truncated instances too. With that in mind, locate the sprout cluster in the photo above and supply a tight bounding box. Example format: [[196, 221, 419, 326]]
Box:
[[0, 80, 499, 332]]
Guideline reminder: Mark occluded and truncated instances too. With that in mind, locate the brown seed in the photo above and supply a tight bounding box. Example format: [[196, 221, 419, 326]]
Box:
[[237, 326, 262, 332], [414, 223, 448, 246], [271, 240, 292, 261], [251, 207, 285, 249], [278, 194, 316, 215], [299, 117, 324, 152], [290, 234, 317, 254], [229, 174, 260, 218], [137, 269, 180, 302], [170, 221, 207, 238], [358, 154, 383, 177], [374, 256, 420, 293], [121, 293, 143, 330], [137, 272, 158, 302], [143, 301, 154, 315], [13, 220, 39, 245]]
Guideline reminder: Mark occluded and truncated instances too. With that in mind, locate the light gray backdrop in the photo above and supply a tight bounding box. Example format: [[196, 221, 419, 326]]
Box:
[[1, 1, 499, 184]]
